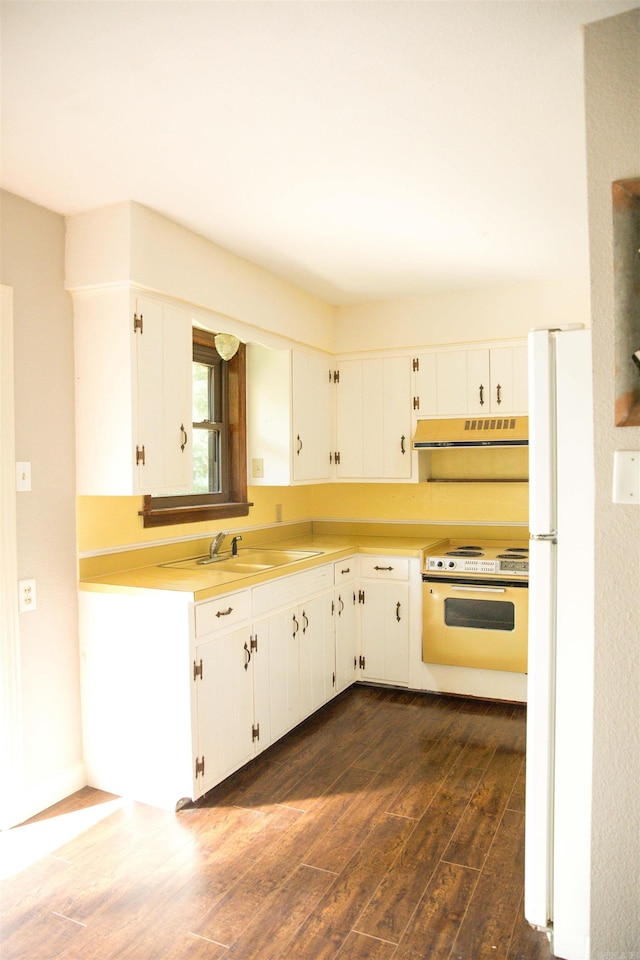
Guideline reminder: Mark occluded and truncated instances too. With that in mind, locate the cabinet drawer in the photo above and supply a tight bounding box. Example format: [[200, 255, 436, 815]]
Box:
[[195, 590, 251, 637], [359, 556, 409, 581], [334, 557, 356, 584], [253, 564, 333, 617]]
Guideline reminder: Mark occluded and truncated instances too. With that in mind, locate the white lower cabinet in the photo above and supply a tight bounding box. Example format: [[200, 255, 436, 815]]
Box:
[[80, 552, 419, 811], [358, 557, 410, 686], [298, 594, 335, 720], [79, 589, 200, 811], [333, 558, 358, 693], [193, 625, 256, 796], [252, 564, 336, 742], [257, 608, 300, 743]]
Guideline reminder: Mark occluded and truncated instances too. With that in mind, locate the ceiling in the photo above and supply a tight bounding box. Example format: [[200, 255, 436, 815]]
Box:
[[1, 0, 637, 306]]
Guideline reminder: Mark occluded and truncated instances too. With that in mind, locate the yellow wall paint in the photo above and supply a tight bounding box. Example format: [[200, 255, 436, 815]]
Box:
[[77, 486, 316, 553], [78, 477, 527, 553], [311, 481, 527, 524]]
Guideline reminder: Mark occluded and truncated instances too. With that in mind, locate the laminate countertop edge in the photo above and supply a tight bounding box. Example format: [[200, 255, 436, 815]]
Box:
[[78, 535, 445, 603]]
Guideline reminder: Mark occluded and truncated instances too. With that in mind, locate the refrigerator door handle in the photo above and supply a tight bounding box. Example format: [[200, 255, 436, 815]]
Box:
[[530, 533, 557, 543]]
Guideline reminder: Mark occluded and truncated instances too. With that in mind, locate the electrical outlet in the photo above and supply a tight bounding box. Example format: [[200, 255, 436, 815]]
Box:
[[252, 458, 264, 479], [18, 579, 37, 612]]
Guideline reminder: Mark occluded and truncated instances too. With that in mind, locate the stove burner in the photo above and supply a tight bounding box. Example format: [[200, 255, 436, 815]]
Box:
[[445, 549, 483, 557], [503, 547, 529, 553], [497, 553, 528, 560]]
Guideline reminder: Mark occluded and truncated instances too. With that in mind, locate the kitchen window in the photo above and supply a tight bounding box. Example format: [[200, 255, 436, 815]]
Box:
[[139, 329, 251, 527]]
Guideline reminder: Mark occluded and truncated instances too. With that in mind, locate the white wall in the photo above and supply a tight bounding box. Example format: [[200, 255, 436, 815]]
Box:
[[0, 191, 84, 821], [334, 278, 591, 353], [584, 10, 640, 958], [66, 201, 336, 353]]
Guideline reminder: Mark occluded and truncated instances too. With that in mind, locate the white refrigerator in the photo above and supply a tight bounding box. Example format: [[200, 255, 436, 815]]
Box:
[[525, 327, 595, 960]]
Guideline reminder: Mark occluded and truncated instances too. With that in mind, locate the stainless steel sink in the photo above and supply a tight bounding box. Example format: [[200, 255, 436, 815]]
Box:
[[159, 548, 322, 572]]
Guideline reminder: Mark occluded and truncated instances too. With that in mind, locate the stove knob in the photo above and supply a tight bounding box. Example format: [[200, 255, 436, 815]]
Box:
[[436, 560, 444, 568], [447, 560, 456, 569]]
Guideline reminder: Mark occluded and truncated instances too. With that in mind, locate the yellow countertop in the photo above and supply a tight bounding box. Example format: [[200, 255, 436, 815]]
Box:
[[79, 533, 445, 603]]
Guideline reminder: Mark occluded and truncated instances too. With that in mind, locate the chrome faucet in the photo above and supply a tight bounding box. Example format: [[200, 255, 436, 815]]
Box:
[[209, 532, 227, 558]]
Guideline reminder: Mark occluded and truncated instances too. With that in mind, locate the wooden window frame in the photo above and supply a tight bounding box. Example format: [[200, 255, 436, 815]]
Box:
[[139, 333, 251, 528]]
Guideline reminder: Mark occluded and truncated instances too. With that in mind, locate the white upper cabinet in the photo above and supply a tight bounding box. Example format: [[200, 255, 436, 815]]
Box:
[[335, 357, 412, 479], [488, 345, 529, 415], [412, 343, 528, 419], [73, 287, 192, 496], [292, 351, 332, 481], [136, 297, 193, 492], [247, 344, 332, 485]]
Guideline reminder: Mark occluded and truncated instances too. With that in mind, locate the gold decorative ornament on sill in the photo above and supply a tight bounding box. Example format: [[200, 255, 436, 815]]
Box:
[[214, 333, 240, 361]]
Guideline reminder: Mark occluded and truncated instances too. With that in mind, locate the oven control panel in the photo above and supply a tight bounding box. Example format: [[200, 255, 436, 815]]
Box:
[[424, 556, 529, 576], [426, 556, 500, 574]]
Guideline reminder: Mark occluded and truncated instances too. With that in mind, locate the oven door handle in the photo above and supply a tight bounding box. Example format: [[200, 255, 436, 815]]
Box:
[[450, 585, 506, 594]]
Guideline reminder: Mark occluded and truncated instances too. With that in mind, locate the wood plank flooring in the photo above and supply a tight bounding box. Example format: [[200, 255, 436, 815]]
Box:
[[1, 685, 555, 960]]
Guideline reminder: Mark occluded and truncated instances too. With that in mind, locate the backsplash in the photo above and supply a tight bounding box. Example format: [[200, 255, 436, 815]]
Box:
[[78, 476, 527, 555]]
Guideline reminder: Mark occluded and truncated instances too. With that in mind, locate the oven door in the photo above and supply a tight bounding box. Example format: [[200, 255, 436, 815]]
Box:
[[422, 575, 528, 672]]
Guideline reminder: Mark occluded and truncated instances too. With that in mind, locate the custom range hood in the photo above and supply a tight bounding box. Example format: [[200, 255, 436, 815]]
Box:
[[412, 416, 528, 449]]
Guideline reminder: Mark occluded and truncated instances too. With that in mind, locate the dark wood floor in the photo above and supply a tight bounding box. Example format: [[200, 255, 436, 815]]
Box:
[[1, 685, 555, 960]]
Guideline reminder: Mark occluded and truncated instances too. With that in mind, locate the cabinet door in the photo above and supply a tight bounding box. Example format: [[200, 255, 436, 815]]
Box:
[[381, 357, 412, 478], [262, 609, 300, 742], [489, 345, 528, 414], [292, 352, 332, 481], [361, 359, 386, 477], [74, 286, 137, 495], [360, 581, 410, 686], [334, 586, 358, 693], [136, 296, 192, 494], [435, 351, 469, 416], [465, 348, 491, 415], [336, 358, 412, 479], [195, 626, 255, 795], [298, 594, 334, 719]]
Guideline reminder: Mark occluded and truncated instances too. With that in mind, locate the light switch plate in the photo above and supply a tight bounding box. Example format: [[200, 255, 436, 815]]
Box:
[[16, 461, 31, 492], [612, 451, 640, 504]]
